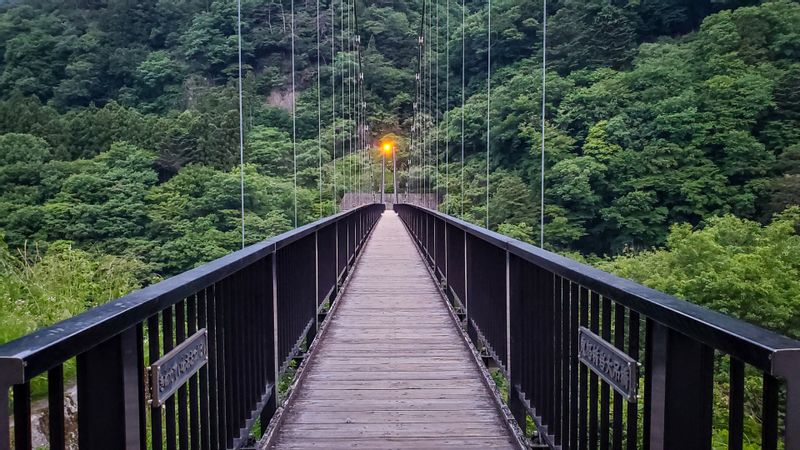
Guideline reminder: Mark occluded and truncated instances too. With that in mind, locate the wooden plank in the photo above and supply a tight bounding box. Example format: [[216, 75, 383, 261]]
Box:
[[295, 389, 498, 400], [304, 371, 477, 381], [270, 437, 517, 449], [285, 410, 503, 424], [268, 211, 517, 450], [285, 399, 498, 412]]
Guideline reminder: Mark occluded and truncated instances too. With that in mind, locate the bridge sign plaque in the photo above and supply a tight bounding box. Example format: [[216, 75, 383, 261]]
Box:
[[578, 326, 638, 402], [149, 329, 208, 407]]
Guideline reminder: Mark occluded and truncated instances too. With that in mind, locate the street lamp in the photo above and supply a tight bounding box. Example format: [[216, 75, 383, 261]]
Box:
[[381, 143, 392, 205], [380, 142, 397, 207]]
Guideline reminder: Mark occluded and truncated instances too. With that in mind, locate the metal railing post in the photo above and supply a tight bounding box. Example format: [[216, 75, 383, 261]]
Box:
[[0, 359, 23, 449], [315, 231, 320, 333], [76, 327, 142, 449], [505, 251, 511, 375], [507, 252, 526, 432], [772, 353, 800, 448], [271, 252, 279, 409], [444, 221, 448, 286], [335, 221, 339, 285], [647, 322, 714, 450]]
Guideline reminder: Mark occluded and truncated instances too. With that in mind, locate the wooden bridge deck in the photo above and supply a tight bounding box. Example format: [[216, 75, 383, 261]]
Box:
[[266, 211, 519, 449]]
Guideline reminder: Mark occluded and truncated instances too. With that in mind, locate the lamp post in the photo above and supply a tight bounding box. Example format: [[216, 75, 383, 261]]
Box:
[[382, 143, 394, 206], [381, 147, 386, 204], [393, 145, 397, 205]]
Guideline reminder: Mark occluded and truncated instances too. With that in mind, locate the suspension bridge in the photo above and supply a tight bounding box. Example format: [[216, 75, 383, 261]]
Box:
[[1, 0, 800, 449]]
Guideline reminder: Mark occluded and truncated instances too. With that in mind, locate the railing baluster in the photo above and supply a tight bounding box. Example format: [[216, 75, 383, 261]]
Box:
[[509, 254, 526, 431], [560, 277, 571, 447], [544, 270, 554, 430], [76, 327, 141, 450], [762, 374, 779, 450], [589, 291, 600, 450], [47, 365, 65, 450], [198, 289, 211, 450], [13, 382, 31, 450], [208, 284, 223, 449], [613, 304, 625, 448], [569, 281, 580, 450], [553, 275, 563, 444], [728, 357, 744, 450], [599, 295, 611, 450], [643, 318, 653, 450], [147, 314, 163, 450], [578, 286, 589, 450], [626, 311, 640, 450], [187, 295, 200, 450], [647, 322, 713, 450], [176, 300, 189, 450], [163, 306, 177, 450], [136, 323, 147, 450]]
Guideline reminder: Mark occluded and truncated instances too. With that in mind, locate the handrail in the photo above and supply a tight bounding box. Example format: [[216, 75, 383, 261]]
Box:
[[0, 206, 369, 379], [407, 205, 800, 372], [395, 203, 800, 450], [0, 203, 385, 449]]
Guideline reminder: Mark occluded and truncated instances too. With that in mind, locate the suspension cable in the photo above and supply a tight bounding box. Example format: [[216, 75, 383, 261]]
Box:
[[291, 0, 298, 227], [348, 1, 353, 205], [423, 0, 429, 205], [540, 0, 546, 247], [427, 0, 433, 206], [416, 2, 424, 205], [422, 0, 427, 205], [331, 0, 337, 213], [460, 0, 465, 217], [237, 0, 246, 248], [340, 0, 346, 205], [317, 0, 322, 218], [485, 0, 491, 229], [445, 0, 450, 215], [435, 0, 440, 211]]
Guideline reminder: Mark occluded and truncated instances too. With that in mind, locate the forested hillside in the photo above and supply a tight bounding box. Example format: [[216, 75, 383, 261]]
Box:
[[0, 0, 798, 336]]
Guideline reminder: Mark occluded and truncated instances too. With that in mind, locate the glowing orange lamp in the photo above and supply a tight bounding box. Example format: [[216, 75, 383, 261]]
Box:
[[380, 142, 397, 205]]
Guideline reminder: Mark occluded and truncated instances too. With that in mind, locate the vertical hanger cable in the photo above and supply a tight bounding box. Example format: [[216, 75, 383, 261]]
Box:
[[237, 0, 245, 247]]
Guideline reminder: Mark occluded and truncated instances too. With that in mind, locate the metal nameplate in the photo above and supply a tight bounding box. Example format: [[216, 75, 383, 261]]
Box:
[[578, 326, 638, 402], [150, 329, 208, 407]]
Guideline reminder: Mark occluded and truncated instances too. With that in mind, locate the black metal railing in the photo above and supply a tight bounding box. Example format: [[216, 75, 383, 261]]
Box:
[[395, 203, 800, 450], [0, 203, 383, 450]]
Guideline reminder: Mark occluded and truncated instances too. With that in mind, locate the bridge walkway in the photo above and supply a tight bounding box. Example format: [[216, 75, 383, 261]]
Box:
[[266, 211, 520, 449]]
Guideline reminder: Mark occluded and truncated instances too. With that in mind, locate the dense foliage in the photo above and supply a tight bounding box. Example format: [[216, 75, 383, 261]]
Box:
[[598, 207, 800, 339], [0, 237, 149, 344], [0, 0, 797, 341]]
